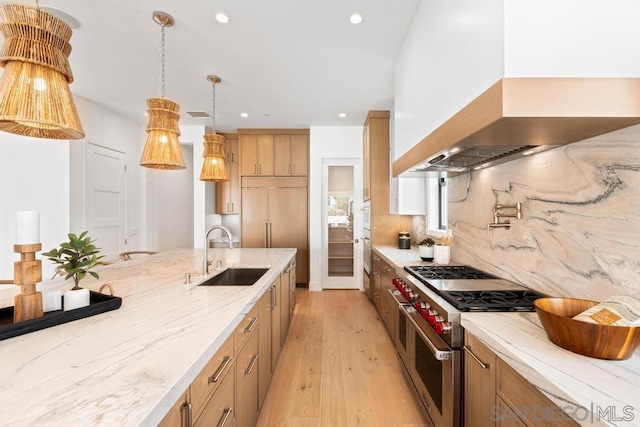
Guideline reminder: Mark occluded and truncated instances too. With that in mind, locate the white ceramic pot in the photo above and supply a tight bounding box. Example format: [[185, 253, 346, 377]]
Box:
[[418, 245, 434, 260], [64, 288, 90, 311], [434, 245, 451, 264]]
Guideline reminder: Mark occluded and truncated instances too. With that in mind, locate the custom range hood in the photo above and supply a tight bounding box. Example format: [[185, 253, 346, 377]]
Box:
[[393, 78, 640, 177]]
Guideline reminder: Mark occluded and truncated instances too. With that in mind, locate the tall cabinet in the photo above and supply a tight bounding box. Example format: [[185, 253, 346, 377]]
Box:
[[239, 129, 309, 284], [363, 111, 412, 246]]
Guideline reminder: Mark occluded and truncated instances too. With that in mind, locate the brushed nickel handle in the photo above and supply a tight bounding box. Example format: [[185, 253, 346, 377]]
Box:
[[218, 408, 233, 427], [231, 202, 234, 212], [181, 402, 193, 427], [209, 356, 233, 383], [245, 317, 258, 333], [246, 354, 259, 374], [227, 202, 230, 213], [463, 345, 489, 369]]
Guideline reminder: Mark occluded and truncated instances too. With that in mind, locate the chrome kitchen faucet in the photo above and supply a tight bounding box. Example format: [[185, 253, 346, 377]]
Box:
[[203, 225, 234, 274]]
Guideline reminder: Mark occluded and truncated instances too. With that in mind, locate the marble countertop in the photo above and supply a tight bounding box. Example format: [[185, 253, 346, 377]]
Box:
[[0, 248, 295, 426], [373, 245, 640, 426]]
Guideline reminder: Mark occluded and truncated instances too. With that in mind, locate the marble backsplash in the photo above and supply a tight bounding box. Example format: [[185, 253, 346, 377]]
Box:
[[447, 124, 640, 301]]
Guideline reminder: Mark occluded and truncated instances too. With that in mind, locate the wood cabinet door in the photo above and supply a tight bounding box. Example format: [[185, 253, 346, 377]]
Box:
[[240, 134, 259, 176], [289, 134, 308, 176], [273, 135, 291, 176], [193, 365, 235, 427], [363, 123, 371, 201], [215, 163, 239, 214], [280, 268, 290, 345], [158, 389, 190, 427], [257, 290, 272, 408], [225, 138, 239, 164], [269, 187, 308, 282], [240, 188, 269, 248], [256, 135, 274, 175], [270, 279, 282, 371], [236, 330, 259, 427], [464, 332, 497, 427]]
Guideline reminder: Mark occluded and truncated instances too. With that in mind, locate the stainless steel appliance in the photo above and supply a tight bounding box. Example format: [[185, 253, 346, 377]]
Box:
[[388, 265, 546, 426], [362, 202, 372, 298]]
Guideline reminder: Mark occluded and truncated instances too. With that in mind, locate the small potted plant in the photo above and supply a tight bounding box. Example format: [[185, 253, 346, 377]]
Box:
[[418, 237, 435, 261], [43, 231, 103, 311]]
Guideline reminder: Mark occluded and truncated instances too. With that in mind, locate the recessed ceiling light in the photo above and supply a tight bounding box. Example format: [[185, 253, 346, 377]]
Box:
[[522, 150, 536, 156], [240, 112, 249, 118], [339, 113, 347, 118], [215, 13, 229, 23], [349, 14, 363, 24]]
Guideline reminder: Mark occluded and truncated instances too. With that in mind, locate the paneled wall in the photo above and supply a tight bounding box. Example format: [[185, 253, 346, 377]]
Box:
[[447, 124, 640, 301]]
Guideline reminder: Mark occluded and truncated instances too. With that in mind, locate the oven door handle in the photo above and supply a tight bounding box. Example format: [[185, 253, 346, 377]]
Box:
[[399, 303, 453, 361]]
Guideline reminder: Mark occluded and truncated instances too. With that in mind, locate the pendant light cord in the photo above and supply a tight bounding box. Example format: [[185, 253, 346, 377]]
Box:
[[160, 23, 166, 98], [211, 80, 216, 134]]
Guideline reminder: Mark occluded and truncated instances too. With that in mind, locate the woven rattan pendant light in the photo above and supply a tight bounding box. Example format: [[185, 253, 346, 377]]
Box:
[[199, 75, 228, 182], [140, 11, 185, 170], [0, 1, 84, 139]]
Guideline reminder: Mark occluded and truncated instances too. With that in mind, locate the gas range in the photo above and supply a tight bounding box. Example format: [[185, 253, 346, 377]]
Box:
[[393, 265, 546, 348]]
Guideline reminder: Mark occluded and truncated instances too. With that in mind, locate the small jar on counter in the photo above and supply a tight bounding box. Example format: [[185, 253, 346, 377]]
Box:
[[398, 231, 411, 249]]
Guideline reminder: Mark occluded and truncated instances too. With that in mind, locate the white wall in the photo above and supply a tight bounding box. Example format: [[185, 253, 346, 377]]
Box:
[[393, 0, 505, 160], [149, 145, 194, 251], [504, 0, 640, 77], [0, 134, 69, 280], [309, 126, 363, 291]]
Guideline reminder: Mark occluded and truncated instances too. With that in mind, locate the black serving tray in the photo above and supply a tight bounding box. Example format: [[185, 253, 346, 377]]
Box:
[[0, 291, 122, 341]]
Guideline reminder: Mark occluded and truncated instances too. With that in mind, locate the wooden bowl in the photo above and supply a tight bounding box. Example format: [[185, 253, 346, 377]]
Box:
[[534, 298, 640, 360]]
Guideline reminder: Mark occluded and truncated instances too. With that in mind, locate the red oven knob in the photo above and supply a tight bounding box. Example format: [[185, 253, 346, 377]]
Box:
[[415, 302, 427, 314], [426, 309, 437, 326], [434, 321, 444, 334], [406, 291, 418, 302]]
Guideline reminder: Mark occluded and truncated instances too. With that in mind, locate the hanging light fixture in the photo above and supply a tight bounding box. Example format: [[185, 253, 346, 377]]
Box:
[[199, 75, 228, 182], [140, 11, 185, 170], [0, 1, 84, 139]]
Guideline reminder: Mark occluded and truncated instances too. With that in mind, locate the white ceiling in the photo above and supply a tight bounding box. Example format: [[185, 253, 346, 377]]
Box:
[[35, 0, 420, 133]]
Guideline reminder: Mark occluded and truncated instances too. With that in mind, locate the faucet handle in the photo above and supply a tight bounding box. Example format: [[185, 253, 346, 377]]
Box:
[[216, 260, 223, 269]]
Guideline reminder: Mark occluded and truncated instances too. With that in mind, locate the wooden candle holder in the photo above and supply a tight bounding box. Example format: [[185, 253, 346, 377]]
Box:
[[13, 243, 44, 323]]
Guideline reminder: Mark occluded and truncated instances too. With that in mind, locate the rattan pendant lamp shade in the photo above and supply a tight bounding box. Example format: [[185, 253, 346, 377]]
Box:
[[140, 11, 185, 170], [0, 2, 84, 139], [199, 75, 228, 182]]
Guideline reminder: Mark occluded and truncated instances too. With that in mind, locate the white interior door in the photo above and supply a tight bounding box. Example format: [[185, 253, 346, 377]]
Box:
[[86, 143, 126, 255], [322, 159, 363, 289]]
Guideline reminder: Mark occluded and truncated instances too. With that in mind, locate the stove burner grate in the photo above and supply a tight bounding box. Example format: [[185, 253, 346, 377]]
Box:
[[441, 290, 545, 312], [404, 265, 498, 281]]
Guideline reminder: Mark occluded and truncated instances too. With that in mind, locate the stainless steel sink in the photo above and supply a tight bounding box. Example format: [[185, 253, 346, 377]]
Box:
[[198, 268, 269, 286]]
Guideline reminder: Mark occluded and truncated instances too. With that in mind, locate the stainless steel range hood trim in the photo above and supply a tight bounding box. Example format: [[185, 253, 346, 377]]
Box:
[[393, 78, 640, 177]]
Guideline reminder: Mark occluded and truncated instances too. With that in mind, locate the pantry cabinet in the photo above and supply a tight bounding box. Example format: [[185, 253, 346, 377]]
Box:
[[241, 176, 308, 284], [464, 331, 579, 427]]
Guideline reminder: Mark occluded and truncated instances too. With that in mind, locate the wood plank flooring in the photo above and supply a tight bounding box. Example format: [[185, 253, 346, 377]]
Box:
[[257, 289, 428, 427]]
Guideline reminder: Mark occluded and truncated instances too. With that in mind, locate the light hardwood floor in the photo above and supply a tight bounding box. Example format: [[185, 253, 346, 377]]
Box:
[[256, 289, 428, 427]]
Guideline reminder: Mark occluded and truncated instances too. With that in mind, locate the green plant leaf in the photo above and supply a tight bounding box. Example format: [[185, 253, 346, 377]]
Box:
[[79, 231, 88, 240], [89, 271, 99, 280]]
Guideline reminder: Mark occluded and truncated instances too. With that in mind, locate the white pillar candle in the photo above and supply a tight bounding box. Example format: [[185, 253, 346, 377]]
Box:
[[16, 211, 40, 244]]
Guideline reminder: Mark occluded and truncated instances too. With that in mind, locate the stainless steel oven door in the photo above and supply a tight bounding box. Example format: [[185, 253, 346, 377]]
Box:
[[401, 304, 461, 427], [362, 228, 371, 274]]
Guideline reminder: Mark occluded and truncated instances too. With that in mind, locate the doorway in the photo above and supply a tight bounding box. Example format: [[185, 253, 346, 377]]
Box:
[[321, 159, 362, 289], [86, 143, 126, 255]]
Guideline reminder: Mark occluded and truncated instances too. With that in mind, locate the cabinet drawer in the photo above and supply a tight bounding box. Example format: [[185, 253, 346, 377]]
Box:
[[496, 396, 527, 427], [158, 389, 190, 427], [497, 360, 578, 427], [194, 362, 235, 427], [191, 336, 235, 420], [235, 305, 258, 354]]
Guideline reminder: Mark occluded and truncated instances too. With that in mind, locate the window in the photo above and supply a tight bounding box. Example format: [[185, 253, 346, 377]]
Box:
[[426, 176, 447, 233]]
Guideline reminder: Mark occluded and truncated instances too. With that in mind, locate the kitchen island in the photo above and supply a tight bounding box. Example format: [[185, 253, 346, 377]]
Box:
[[373, 245, 640, 426], [0, 248, 295, 426]]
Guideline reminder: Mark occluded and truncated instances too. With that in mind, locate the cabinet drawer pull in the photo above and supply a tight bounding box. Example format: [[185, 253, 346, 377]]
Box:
[[463, 345, 489, 369], [208, 356, 233, 383], [218, 408, 233, 427], [246, 354, 259, 374], [245, 317, 258, 333], [181, 402, 193, 427]]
